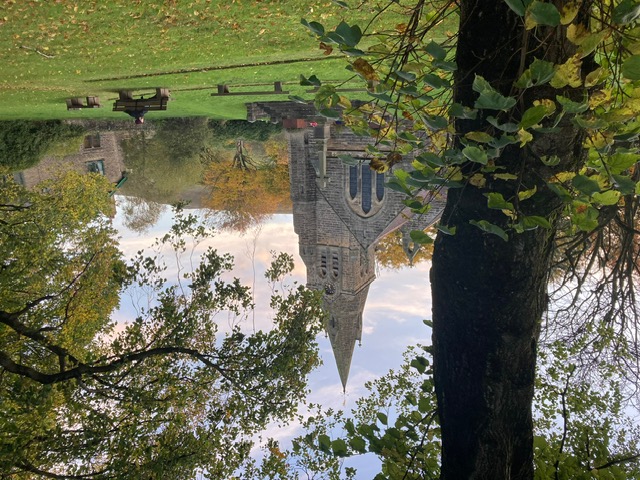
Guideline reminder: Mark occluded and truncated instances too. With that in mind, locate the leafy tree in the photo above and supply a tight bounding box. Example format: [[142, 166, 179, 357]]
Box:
[[252, 344, 640, 479], [120, 127, 204, 205], [118, 195, 167, 234], [210, 120, 282, 143], [202, 148, 291, 232], [302, 0, 639, 477], [0, 173, 324, 478], [374, 228, 434, 270], [0, 120, 85, 171]]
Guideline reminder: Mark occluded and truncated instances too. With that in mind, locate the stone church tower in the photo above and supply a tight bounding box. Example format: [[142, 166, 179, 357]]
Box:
[[285, 119, 445, 390]]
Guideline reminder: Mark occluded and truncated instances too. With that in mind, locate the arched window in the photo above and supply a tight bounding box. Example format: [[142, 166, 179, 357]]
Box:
[[320, 253, 327, 278], [346, 165, 385, 217]]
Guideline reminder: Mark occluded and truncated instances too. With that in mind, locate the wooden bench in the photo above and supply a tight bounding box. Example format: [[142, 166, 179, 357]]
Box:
[[211, 81, 289, 96], [113, 97, 169, 112], [113, 88, 170, 112], [66, 96, 101, 110]]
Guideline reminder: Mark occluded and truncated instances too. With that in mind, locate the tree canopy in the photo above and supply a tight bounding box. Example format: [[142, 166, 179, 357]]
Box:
[[202, 146, 291, 232], [0, 172, 324, 478], [0, 120, 85, 171], [300, 0, 639, 477]]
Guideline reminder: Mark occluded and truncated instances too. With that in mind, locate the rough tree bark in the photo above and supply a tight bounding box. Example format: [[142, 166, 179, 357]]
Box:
[[431, 1, 591, 478]]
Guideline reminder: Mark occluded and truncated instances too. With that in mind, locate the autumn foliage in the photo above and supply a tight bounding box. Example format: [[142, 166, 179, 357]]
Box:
[[202, 155, 291, 232]]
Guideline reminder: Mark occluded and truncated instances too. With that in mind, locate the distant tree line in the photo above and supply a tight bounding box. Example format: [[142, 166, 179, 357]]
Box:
[[0, 120, 85, 171]]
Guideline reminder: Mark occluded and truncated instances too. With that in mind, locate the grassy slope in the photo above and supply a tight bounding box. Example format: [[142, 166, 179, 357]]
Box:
[[0, 0, 387, 120]]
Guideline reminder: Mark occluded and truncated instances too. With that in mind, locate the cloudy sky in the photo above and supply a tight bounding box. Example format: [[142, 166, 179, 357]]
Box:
[[113, 201, 433, 476]]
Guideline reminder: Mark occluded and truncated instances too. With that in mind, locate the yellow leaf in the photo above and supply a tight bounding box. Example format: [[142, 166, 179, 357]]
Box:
[[567, 23, 589, 44], [554, 171, 576, 183], [584, 131, 613, 149], [533, 98, 557, 114], [449, 168, 464, 181], [493, 173, 519, 180], [560, 0, 580, 24], [518, 129, 533, 147], [585, 67, 606, 87], [518, 186, 538, 200], [465, 131, 494, 143], [525, 11, 537, 30], [469, 173, 486, 188], [352, 58, 378, 82], [550, 55, 582, 88], [338, 95, 352, 109], [588, 89, 611, 109]]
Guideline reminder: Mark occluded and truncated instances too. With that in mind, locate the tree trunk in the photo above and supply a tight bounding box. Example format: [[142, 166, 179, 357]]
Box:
[[431, 1, 589, 478]]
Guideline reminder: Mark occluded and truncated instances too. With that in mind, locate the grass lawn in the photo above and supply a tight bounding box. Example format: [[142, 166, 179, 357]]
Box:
[[0, 0, 398, 120]]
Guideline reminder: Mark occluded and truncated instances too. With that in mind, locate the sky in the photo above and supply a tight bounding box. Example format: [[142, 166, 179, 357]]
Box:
[[112, 200, 434, 477]]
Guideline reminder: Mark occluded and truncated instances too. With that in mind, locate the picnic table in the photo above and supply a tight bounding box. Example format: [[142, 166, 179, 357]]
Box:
[[113, 88, 170, 112], [211, 81, 289, 96], [66, 96, 101, 110]]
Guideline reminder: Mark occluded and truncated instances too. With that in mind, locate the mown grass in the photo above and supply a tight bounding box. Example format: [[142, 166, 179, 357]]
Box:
[[0, 0, 399, 120]]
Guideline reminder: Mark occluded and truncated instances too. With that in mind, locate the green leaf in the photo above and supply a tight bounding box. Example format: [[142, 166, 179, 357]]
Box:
[[528, 1, 561, 26], [300, 74, 321, 86], [612, 174, 636, 195], [432, 59, 457, 72], [318, 108, 341, 119], [473, 76, 517, 111], [343, 47, 366, 56], [592, 190, 621, 205], [437, 224, 457, 235], [540, 155, 561, 166], [410, 230, 434, 245], [288, 95, 308, 104], [547, 182, 572, 201], [394, 70, 417, 82], [606, 151, 637, 174], [621, 55, 640, 81], [335, 21, 362, 47], [556, 95, 588, 114], [411, 356, 429, 374], [349, 436, 367, 453], [490, 135, 518, 149], [418, 396, 432, 414], [487, 116, 520, 132], [301, 19, 325, 36], [504, 0, 532, 16], [424, 114, 449, 130], [462, 146, 488, 165], [520, 105, 549, 129], [423, 73, 450, 89], [515, 58, 556, 88], [522, 215, 552, 229], [573, 203, 599, 231], [425, 41, 447, 61], [386, 178, 412, 195], [572, 174, 600, 196], [465, 131, 494, 143], [332, 0, 349, 8], [331, 439, 348, 457], [612, 0, 640, 25], [368, 92, 393, 103], [450, 103, 478, 119], [416, 152, 445, 167], [318, 434, 331, 452], [377, 412, 388, 425], [486, 192, 515, 211], [470, 220, 509, 241]]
